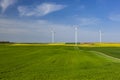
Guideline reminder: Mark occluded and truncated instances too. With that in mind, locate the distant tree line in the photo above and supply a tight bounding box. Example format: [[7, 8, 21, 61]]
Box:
[[0, 41, 13, 44]]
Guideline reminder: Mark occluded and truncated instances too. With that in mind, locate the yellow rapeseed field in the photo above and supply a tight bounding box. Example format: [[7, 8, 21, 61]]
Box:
[[9, 43, 120, 47]]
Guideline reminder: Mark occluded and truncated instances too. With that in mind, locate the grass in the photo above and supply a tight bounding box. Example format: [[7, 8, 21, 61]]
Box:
[[0, 44, 120, 80]]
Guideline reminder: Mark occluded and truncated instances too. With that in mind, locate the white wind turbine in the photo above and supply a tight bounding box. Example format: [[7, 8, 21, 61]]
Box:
[[73, 25, 78, 46], [51, 28, 55, 43], [99, 30, 102, 43]]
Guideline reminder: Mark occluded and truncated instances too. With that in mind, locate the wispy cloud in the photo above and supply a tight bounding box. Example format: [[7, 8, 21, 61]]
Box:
[[77, 17, 101, 26], [0, 18, 100, 42], [0, 0, 17, 13], [109, 14, 120, 21], [18, 3, 66, 17]]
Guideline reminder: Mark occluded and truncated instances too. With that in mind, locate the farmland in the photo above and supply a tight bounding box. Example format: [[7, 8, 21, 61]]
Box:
[[0, 44, 120, 80]]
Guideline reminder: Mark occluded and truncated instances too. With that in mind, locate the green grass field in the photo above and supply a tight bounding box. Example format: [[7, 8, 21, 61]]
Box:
[[1, 44, 120, 80]]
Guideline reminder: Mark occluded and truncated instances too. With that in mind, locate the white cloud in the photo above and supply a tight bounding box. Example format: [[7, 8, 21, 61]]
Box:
[[77, 17, 101, 26], [109, 14, 120, 21], [0, 0, 17, 13], [0, 18, 101, 42], [18, 3, 66, 17]]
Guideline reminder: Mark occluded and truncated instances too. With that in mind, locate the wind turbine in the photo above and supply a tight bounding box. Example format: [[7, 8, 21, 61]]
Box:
[[99, 30, 102, 43], [74, 26, 78, 46], [51, 29, 55, 43]]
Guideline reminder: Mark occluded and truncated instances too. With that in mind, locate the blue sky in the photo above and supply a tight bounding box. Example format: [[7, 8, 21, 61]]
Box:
[[0, 0, 120, 42]]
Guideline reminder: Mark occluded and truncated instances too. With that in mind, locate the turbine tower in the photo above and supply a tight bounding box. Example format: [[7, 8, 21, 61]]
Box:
[[51, 29, 55, 43], [75, 27, 78, 46], [99, 30, 102, 43]]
